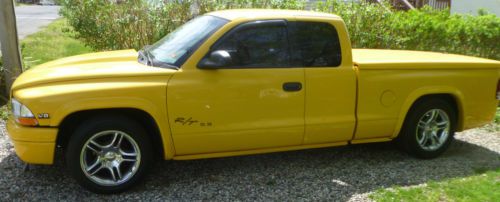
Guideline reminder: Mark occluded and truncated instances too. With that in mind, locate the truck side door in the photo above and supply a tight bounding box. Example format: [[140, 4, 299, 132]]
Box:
[[167, 20, 306, 155], [290, 20, 357, 144]]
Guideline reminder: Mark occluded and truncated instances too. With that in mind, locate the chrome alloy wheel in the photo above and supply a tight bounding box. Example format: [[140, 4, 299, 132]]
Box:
[[80, 130, 141, 186], [416, 109, 450, 151]]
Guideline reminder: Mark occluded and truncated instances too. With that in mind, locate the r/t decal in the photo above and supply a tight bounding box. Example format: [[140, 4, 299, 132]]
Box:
[[175, 117, 198, 125], [174, 117, 213, 127]]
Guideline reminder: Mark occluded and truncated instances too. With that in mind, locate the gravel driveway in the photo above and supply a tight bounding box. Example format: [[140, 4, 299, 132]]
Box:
[[1, 120, 499, 201]]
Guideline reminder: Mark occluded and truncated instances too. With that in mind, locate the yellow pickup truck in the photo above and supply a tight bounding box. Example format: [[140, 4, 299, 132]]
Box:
[[7, 9, 500, 193]]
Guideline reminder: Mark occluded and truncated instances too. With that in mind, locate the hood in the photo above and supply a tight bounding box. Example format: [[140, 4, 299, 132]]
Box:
[[12, 49, 176, 90]]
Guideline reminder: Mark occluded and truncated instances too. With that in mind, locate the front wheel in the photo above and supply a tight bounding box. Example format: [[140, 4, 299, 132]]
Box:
[[66, 116, 152, 194], [397, 98, 457, 159]]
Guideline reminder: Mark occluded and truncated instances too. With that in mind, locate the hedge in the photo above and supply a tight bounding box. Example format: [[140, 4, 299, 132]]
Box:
[[60, 0, 500, 60]]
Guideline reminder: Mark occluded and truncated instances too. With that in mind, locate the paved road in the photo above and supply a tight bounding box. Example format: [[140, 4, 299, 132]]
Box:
[[15, 5, 61, 39], [0, 5, 60, 56]]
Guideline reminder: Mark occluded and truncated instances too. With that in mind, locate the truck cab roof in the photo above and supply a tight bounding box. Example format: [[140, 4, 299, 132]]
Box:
[[208, 9, 341, 21]]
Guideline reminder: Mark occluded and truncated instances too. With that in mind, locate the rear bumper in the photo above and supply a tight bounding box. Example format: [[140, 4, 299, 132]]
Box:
[[6, 118, 57, 165]]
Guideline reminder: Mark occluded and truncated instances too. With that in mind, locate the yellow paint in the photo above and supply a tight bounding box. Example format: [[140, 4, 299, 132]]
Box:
[[173, 141, 348, 160], [6, 118, 57, 164], [350, 138, 393, 144], [354, 65, 498, 140], [6, 117, 57, 142], [209, 9, 342, 21], [352, 49, 500, 68], [168, 14, 305, 155], [299, 17, 357, 145], [6, 9, 500, 165]]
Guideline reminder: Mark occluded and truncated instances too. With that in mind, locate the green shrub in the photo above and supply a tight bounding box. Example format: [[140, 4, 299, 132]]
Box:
[[60, 0, 191, 50], [60, 0, 306, 50], [61, 0, 499, 60], [315, 1, 499, 59]]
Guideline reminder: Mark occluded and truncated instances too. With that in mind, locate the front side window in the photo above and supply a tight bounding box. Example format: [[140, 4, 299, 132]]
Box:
[[203, 20, 289, 68], [291, 22, 342, 67]]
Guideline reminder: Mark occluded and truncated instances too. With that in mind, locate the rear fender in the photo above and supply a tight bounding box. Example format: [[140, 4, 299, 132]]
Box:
[[390, 86, 465, 138]]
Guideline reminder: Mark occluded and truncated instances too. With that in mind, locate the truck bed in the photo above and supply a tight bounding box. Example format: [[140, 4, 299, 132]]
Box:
[[352, 49, 500, 69], [352, 48, 499, 141]]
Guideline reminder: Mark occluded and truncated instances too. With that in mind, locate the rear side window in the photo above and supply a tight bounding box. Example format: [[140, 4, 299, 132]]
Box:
[[291, 22, 342, 67]]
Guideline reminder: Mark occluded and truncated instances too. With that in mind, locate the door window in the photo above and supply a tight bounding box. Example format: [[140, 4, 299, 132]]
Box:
[[201, 20, 289, 68]]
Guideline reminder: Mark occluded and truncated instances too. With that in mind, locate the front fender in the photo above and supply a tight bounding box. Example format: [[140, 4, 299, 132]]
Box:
[[12, 77, 176, 159]]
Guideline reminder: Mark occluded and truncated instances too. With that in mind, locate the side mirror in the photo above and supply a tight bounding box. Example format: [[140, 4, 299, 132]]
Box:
[[198, 50, 232, 69]]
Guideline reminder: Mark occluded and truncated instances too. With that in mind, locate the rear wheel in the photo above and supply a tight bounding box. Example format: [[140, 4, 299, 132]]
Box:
[[66, 115, 152, 194], [397, 98, 457, 159]]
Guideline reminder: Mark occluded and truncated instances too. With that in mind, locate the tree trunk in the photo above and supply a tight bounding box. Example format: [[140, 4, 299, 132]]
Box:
[[0, 0, 23, 105]]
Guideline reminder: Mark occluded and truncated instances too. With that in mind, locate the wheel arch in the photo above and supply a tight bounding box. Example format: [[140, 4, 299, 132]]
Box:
[[56, 108, 170, 160], [391, 87, 465, 139]]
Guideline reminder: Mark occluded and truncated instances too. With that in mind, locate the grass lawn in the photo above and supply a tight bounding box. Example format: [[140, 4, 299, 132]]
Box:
[[370, 169, 500, 202], [0, 105, 8, 120], [370, 109, 499, 201], [20, 19, 92, 69], [14, 2, 30, 6]]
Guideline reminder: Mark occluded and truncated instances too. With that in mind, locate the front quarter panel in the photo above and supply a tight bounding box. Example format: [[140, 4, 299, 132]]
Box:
[[12, 76, 176, 159]]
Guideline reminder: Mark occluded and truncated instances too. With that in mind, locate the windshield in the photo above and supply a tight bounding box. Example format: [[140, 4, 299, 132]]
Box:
[[146, 15, 228, 68]]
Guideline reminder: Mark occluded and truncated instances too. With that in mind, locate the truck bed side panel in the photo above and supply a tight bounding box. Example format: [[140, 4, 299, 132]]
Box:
[[354, 68, 498, 140]]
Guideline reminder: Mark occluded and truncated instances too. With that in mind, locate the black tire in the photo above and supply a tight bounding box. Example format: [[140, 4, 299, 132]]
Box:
[[65, 115, 153, 194], [396, 98, 457, 159]]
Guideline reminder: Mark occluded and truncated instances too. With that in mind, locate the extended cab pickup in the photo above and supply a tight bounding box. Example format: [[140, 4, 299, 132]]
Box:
[[7, 9, 500, 193]]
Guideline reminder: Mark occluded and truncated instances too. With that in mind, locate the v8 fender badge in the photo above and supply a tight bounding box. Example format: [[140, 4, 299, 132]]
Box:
[[37, 113, 50, 119]]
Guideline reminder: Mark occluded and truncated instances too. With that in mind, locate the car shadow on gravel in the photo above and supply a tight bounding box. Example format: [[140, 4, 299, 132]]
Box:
[[1, 137, 499, 201]]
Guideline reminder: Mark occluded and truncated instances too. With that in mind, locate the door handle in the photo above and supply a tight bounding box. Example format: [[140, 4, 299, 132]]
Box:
[[283, 82, 302, 92]]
